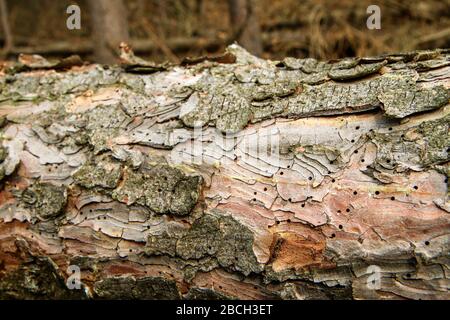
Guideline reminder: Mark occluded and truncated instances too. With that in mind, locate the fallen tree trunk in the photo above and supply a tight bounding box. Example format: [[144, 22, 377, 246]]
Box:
[[0, 45, 449, 300]]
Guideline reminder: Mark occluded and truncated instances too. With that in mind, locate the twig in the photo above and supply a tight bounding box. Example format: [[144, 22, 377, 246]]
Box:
[[141, 18, 180, 64]]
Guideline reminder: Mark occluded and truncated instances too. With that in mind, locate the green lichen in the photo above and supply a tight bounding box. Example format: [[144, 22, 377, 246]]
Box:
[[21, 182, 67, 221], [328, 61, 386, 81], [370, 114, 450, 172], [379, 81, 449, 118], [112, 164, 202, 216], [0, 66, 121, 103], [73, 155, 122, 189], [93, 276, 180, 299], [145, 211, 263, 276]]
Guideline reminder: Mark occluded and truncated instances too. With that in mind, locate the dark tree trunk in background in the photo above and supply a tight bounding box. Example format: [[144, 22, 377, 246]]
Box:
[[228, 0, 263, 56], [88, 0, 129, 64], [0, 0, 12, 56]]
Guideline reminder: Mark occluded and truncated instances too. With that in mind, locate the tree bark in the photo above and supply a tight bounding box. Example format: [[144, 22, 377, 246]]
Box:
[[0, 46, 449, 300], [88, 0, 129, 64]]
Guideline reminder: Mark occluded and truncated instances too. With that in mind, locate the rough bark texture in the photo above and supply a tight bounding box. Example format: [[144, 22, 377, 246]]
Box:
[[0, 45, 449, 300]]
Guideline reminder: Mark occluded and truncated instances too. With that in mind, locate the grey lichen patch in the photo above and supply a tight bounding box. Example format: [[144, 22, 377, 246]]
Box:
[[72, 155, 122, 189], [0, 256, 87, 299], [112, 164, 202, 216], [88, 127, 120, 154], [177, 46, 449, 132], [284, 79, 381, 116], [0, 65, 120, 102], [146, 212, 263, 276], [146, 231, 179, 256], [85, 104, 130, 131], [0, 138, 22, 182], [21, 182, 67, 221], [83, 104, 131, 154], [93, 276, 180, 299], [328, 61, 386, 81], [179, 92, 212, 128], [370, 114, 450, 173], [379, 81, 449, 118]]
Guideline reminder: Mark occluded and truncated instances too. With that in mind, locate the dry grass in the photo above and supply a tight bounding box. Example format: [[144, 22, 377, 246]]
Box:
[[2, 0, 449, 62]]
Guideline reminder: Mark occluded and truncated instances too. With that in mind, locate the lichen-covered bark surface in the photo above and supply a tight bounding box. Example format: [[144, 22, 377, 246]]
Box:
[[0, 45, 449, 300]]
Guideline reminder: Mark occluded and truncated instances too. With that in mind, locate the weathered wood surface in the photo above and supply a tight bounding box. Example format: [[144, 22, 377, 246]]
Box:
[[0, 45, 449, 300]]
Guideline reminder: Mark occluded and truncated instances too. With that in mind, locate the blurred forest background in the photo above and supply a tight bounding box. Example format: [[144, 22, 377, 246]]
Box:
[[0, 0, 449, 64]]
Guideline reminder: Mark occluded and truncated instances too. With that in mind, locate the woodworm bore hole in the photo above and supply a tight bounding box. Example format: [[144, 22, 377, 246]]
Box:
[[391, 196, 395, 201], [338, 225, 343, 229], [425, 241, 430, 246], [375, 191, 380, 195]]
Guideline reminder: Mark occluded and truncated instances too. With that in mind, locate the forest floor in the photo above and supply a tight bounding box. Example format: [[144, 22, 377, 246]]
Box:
[[1, 0, 449, 62]]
